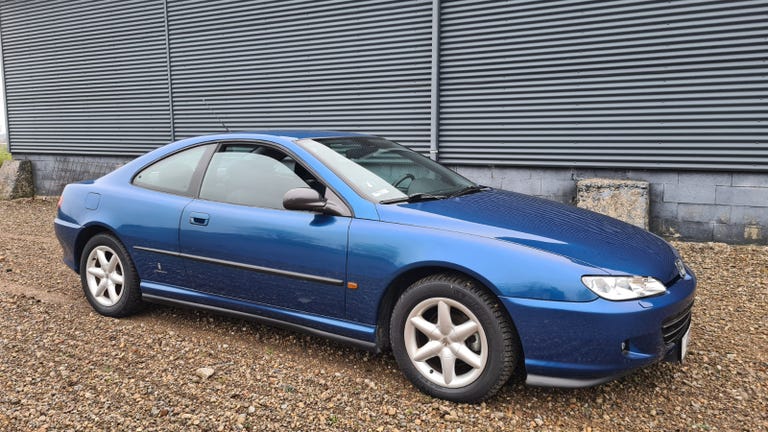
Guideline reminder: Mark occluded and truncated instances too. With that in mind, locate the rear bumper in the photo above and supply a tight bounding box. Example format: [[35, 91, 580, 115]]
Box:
[[501, 269, 696, 387], [54, 217, 81, 272]]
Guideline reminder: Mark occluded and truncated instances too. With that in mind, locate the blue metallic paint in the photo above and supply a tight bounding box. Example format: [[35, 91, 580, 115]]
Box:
[[179, 200, 350, 316], [376, 190, 680, 283], [504, 267, 695, 383], [345, 218, 603, 328], [54, 130, 696, 388]]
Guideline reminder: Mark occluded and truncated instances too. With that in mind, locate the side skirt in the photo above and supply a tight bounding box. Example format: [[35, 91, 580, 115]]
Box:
[[141, 291, 379, 353], [140, 281, 381, 353]]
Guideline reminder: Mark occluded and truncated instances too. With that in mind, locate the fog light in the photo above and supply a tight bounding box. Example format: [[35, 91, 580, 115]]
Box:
[[621, 340, 629, 354]]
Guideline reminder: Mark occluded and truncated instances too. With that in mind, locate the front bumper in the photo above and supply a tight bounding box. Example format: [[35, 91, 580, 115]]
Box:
[[501, 269, 696, 387]]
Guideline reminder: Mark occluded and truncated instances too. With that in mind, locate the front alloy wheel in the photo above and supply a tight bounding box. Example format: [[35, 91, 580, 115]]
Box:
[[391, 273, 519, 402], [404, 297, 488, 388]]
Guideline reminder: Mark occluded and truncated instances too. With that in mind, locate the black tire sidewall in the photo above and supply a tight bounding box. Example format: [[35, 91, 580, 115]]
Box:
[[80, 233, 141, 317], [390, 275, 515, 402]]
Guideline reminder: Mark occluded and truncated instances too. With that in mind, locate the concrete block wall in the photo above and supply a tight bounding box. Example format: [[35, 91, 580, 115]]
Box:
[[15, 154, 131, 196], [454, 166, 768, 245]]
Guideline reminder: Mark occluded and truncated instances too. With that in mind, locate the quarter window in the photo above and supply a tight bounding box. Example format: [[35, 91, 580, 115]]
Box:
[[132, 144, 212, 196]]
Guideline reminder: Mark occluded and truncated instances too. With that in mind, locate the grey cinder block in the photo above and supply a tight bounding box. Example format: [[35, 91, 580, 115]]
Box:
[[677, 203, 730, 224], [663, 183, 716, 204], [678, 172, 732, 186], [732, 173, 768, 187], [715, 186, 768, 207]]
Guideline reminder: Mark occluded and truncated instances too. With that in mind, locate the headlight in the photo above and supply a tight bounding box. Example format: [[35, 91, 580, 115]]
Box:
[[581, 276, 667, 301]]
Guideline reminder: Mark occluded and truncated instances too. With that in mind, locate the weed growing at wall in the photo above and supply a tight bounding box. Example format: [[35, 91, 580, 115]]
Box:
[[0, 148, 11, 165]]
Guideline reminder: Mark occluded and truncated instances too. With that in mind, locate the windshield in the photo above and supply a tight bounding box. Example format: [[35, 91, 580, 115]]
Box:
[[297, 136, 476, 203]]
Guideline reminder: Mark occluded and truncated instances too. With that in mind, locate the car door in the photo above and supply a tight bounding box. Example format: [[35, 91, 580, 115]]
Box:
[[127, 143, 215, 287], [178, 142, 351, 318]]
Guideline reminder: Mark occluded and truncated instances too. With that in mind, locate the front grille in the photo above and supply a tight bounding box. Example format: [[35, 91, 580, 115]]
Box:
[[662, 302, 693, 345], [665, 273, 682, 287]]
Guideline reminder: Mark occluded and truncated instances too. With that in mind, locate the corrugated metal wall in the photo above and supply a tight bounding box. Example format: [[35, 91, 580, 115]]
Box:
[[439, 0, 768, 170], [0, 0, 171, 155], [1, 0, 767, 170], [166, 0, 433, 153]]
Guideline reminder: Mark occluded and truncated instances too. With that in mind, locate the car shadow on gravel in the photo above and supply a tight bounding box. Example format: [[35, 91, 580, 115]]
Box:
[[134, 299, 679, 398]]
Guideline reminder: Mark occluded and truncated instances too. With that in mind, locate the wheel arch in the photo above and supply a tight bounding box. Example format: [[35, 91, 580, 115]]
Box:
[[73, 223, 121, 273], [374, 263, 518, 352]]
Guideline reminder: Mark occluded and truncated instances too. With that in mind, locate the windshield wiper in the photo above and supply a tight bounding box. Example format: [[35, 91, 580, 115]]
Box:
[[381, 186, 489, 204], [380, 193, 448, 204], [447, 185, 490, 198]]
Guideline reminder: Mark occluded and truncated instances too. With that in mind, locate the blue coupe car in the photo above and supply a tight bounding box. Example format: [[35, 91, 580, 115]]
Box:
[[55, 131, 695, 402]]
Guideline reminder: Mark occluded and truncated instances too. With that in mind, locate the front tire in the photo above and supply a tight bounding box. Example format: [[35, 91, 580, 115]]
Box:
[[80, 233, 142, 317], [390, 273, 519, 402]]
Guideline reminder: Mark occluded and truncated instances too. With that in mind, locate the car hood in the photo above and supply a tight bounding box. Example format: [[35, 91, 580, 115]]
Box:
[[376, 189, 680, 282]]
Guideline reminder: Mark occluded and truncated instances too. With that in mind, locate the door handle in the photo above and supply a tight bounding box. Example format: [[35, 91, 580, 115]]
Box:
[[189, 212, 210, 226]]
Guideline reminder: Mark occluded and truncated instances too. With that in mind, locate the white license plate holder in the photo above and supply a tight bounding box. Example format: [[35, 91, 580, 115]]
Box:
[[679, 326, 691, 362]]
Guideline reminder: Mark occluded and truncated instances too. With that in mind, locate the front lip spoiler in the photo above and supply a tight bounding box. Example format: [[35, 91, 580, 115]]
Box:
[[525, 374, 616, 388]]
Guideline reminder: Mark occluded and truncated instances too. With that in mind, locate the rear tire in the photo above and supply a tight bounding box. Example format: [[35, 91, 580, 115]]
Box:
[[390, 273, 519, 402], [80, 233, 142, 317]]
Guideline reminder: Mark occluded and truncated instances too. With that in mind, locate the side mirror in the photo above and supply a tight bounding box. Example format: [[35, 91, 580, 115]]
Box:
[[283, 188, 345, 216]]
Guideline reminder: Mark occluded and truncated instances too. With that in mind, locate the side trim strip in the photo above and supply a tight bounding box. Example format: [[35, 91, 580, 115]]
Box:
[[142, 293, 378, 352], [133, 245, 344, 286]]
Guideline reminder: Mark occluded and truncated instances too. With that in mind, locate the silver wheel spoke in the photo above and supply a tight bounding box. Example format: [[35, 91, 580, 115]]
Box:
[[87, 267, 106, 279], [412, 340, 443, 362], [437, 300, 453, 335], [106, 255, 119, 274], [439, 349, 456, 385], [410, 316, 440, 339], [451, 320, 478, 342], [94, 278, 108, 298], [107, 282, 119, 303], [453, 344, 483, 369], [109, 272, 124, 286], [96, 249, 109, 268]]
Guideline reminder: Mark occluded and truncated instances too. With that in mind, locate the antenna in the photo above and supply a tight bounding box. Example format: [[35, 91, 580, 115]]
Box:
[[201, 98, 231, 133]]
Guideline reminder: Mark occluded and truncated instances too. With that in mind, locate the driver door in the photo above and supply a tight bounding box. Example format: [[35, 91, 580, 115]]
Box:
[[179, 142, 351, 318]]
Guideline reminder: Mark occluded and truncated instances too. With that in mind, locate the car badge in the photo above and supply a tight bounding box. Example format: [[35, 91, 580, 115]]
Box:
[[674, 259, 687, 279]]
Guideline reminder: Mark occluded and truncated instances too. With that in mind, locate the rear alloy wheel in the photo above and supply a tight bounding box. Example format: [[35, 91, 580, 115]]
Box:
[[390, 273, 519, 402], [80, 234, 142, 317]]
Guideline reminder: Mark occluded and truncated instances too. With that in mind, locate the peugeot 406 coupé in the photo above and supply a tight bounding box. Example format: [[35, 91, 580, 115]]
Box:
[[55, 131, 695, 402]]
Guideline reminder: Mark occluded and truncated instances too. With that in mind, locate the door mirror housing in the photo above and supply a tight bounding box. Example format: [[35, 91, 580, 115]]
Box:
[[283, 188, 345, 216]]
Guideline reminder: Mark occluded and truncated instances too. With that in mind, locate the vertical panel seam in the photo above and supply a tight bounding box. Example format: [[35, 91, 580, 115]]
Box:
[[429, 0, 440, 160], [0, 13, 11, 153], [163, 0, 175, 142]]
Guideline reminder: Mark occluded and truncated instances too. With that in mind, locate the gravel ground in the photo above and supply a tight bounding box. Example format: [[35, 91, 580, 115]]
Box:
[[0, 197, 766, 431]]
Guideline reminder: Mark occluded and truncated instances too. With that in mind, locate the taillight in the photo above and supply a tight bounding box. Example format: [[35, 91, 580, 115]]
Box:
[[57, 195, 63, 209]]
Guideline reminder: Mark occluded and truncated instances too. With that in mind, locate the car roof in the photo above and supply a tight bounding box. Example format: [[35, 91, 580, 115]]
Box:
[[234, 130, 371, 140]]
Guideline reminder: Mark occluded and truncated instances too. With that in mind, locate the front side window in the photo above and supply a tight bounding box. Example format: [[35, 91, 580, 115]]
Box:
[[132, 144, 212, 196], [198, 144, 311, 209]]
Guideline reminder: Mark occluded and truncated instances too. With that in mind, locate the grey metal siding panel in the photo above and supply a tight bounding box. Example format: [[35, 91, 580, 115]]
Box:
[[0, 0, 171, 155], [438, 0, 768, 170], [166, 0, 433, 153]]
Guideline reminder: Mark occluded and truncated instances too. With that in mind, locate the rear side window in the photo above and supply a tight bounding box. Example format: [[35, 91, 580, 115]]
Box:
[[133, 145, 212, 196]]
